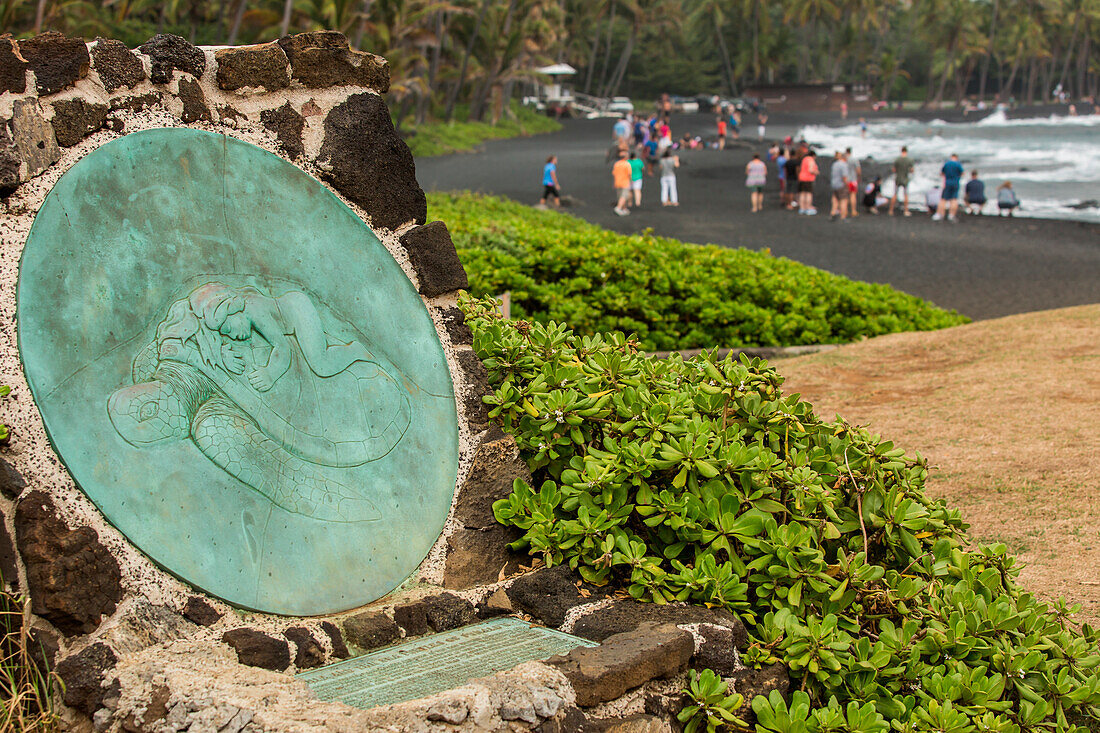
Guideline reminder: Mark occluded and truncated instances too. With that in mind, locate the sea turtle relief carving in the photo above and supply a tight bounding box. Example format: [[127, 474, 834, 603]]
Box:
[[107, 282, 411, 523]]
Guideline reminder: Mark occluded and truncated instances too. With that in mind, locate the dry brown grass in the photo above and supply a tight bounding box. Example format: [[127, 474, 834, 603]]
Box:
[[777, 304, 1100, 622]]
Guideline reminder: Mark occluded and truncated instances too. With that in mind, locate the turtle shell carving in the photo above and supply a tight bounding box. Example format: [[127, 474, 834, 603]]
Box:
[[107, 282, 410, 523]]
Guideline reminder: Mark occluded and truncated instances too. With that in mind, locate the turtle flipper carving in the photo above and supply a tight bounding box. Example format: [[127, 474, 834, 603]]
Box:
[[107, 281, 409, 524], [191, 398, 381, 523]]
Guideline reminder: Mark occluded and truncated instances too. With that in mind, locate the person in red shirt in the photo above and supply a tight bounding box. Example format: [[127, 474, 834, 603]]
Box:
[[797, 150, 819, 215], [716, 116, 727, 150]]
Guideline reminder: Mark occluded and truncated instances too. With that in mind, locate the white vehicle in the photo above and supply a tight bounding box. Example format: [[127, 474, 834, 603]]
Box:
[[608, 97, 634, 114]]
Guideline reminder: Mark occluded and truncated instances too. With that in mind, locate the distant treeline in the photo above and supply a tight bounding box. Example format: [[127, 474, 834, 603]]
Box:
[[6, 0, 1100, 125]]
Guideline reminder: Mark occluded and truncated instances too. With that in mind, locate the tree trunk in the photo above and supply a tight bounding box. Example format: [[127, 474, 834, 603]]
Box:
[[354, 0, 373, 49], [1057, 10, 1082, 93], [34, 0, 47, 33], [932, 41, 957, 107], [597, 2, 617, 97], [584, 28, 600, 94], [227, 0, 248, 45], [608, 23, 635, 96], [999, 52, 1021, 102], [715, 14, 736, 96], [471, 0, 517, 121], [445, 0, 492, 121], [279, 0, 293, 36], [978, 0, 999, 100], [416, 12, 445, 123]]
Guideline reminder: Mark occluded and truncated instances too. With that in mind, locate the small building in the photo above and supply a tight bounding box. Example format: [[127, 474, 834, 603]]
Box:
[[532, 63, 577, 106], [741, 83, 873, 112]]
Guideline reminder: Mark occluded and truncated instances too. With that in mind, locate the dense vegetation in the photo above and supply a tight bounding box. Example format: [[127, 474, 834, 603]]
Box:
[[404, 104, 561, 157], [432, 193, 967, 351], [462, 293, 1100, 732], [7, 0, 1100, 130]]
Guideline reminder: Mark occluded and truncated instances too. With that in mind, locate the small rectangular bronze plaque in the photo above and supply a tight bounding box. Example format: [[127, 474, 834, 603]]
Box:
[[297, 617, 597, 710]]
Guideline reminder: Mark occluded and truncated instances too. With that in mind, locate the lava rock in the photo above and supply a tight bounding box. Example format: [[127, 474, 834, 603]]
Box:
[[0, 36, 28, 94], [0, 124, 19, 197], [110, 92, 163, 113], [570, 599, 746, 647], [0, 457, 27, 500], [425, 593, 476, 631], [444, 526, 524, 589], [506, 564, 612, 629], [317, 92, 426, 231], [90, 38, 144, 91], [536, 706, 595, 733], [284, 626, 325, 669], [215, 42, 290, 91], [221, 628, 291, 671], [548, 622, 694, 707], [320, 620, 350, 659], [342, 611, 399, 651], [9, 99, 61, 181], [14, 490, 121, 636], [594, 715, 671, 733], [426, 697, 470, 724], [17, 32, 90, 95], [102, 601, 196, 655], [27, 624, 60, 674], [138, 34, 205, 84], [276, 31, 388, 92], [690, 622, 743, 675], [439, 306, 473, 345], [50, 98, 107, 146], [454, 432, 529, 529], [0, 512, 16, 586], [177, 76, 211, 123], [55, 642, 118, 716], [260, 101, 304, 159], [456, 349, 491, 432], [730, 663, 789, 705], [398, 221, 468, 297], [181, 596, 222, 627]]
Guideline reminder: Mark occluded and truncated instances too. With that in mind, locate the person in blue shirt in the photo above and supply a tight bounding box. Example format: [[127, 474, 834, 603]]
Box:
[[933, 153, 965, 222], [964, 170, 987, 215], [540, 155, 561, 207]]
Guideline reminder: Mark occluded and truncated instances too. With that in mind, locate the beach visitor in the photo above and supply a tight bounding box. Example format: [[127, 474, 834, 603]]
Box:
[[746, 153, 767, 213], [840, 101, 848, 119], [540, 155, 561, 207], [933, 153, 964, 222], [784, 149, 801, 209], [829, 151, 851, 220], [612, 150, 632, 216], [613, 115, 631, 145], [798, 150, 819, 215], [845, 147, 862, 218], [964, 171, 987, 215], [997, 181, 1020, 216], [859, 117, 868, 137], [657, 119, 672, 151], [629, 150, 646, 207], [758, 113, 768, 141], [643, 137, 659, 173], [716, 115, 727, 149], [729, 110, 740, 139], [889, 146, 913, 216], [776, 147, 789, 207], [925, 184, 942, 215], [659, 149, 680, 207], [862, 176, 884, 214]]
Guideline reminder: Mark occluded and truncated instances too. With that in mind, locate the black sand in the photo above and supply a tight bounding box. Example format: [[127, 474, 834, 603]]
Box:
[[415, 113, 1100, 321]]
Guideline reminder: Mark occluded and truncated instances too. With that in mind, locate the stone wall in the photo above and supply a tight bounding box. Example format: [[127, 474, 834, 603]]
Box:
[[0, 31, 761, 732]]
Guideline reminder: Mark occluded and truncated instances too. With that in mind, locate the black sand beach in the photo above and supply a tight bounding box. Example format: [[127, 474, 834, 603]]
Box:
[[415, 112, 1100, 321]]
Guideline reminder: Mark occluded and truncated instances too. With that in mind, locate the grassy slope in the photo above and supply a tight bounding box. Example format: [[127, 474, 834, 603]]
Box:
[[404, 106, 562, 157], [430, 192, 969, 350]]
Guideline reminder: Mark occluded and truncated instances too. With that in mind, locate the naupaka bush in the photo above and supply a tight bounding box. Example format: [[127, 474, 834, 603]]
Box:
[[460, 293, 1100, 732]]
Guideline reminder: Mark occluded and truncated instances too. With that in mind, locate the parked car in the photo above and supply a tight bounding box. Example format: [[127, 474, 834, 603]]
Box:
[[607, 96, 634, 114], [669, 95, 700, 113]]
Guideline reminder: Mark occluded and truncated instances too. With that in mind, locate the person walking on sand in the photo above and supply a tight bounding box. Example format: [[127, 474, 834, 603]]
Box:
[[612, 150, 632, 216], [540, 155, 561, 207], [845, 147, 861, 218], [784, 148, 801, 209], [997, 181, 1020, 216], [776, 147, 789, 207], [628, 150, 646, 208], [933, 153, 964, 222], [746, 153, 767, 212], [659, 149, 680, 206], [716, 115, 727, 150], [797, 150, 819, 215], [829, 151, 851, 221], [889, 146, 913, 216], [964, 170, 987, 215], [758, 113, 768, 141]]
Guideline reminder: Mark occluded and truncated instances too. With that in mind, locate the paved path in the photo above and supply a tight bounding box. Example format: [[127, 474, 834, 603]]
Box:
[[415, 115, 1100, 320]]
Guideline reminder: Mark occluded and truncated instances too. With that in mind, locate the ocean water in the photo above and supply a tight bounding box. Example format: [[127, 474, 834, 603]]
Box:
[[797, 110, 1100, 223]]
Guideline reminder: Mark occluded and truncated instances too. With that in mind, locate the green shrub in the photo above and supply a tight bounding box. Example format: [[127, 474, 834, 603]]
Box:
[[404, 105, 562, 157], [461, 293, 1100, 731], [432, 193, 968, 351]]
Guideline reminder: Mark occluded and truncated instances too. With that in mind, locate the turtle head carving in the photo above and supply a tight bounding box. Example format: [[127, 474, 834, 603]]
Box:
[[108, 379, 190, 446]]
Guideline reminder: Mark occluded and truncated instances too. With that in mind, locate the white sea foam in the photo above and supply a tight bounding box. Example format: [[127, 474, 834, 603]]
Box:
[[795, 112, 1100, 222]]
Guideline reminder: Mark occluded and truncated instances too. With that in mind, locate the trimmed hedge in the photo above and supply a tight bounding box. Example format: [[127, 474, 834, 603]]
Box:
[[430, 193, 968, 351]]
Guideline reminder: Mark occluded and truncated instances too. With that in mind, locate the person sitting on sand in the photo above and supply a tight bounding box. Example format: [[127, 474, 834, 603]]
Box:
[[997, 181, 1020, 216], [964, 171, 987, 215], [862, 176, 884, 214], [925, 184, 942, 215]]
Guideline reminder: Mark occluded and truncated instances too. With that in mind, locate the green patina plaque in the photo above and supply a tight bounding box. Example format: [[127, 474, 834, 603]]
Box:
[[17, 128, 459, 616], [298, 617, 597, 709]]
